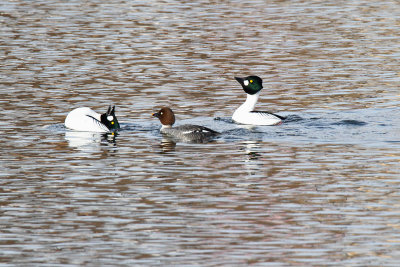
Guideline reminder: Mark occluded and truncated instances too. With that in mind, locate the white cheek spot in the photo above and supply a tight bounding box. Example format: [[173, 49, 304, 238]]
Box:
[[244, 80, 249, 86], [107, 115, 113, 121]]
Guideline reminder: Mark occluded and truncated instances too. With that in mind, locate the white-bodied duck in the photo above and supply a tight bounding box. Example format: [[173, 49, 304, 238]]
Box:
[[232, 76, 285, 126], [65, 105, 120, 133]]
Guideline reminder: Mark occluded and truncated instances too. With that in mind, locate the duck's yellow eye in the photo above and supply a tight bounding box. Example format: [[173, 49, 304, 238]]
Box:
[[111, 121, 114, 125], [250, 80, 253, 83]]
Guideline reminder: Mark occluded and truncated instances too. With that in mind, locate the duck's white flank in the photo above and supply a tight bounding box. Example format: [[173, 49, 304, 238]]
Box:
[[232, 92, 282, 126], [65, 107, 109, 133]]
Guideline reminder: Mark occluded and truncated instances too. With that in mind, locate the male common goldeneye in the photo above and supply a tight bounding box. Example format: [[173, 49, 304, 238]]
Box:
[[232, 76, 285, 126], [65, 105, 120, 133], [152, 107, 219, 142]]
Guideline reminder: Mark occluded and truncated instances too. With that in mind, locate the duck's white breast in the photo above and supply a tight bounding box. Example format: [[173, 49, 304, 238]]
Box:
[[65, 107, 109, 133], [232, 109, 282, 126]]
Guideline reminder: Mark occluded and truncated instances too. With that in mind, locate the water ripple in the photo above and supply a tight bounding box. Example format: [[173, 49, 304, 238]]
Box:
[[1, 0, 400, 266]]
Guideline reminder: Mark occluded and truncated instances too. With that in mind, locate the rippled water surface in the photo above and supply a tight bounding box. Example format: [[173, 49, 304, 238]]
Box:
[[1, 0, 400, 265]]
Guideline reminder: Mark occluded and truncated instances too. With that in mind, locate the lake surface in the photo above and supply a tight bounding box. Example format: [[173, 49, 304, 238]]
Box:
[[1, 0, 400, 265]]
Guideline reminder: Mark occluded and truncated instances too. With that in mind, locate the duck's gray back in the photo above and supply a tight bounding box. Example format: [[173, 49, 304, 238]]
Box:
[[161, 124, 219, 141]]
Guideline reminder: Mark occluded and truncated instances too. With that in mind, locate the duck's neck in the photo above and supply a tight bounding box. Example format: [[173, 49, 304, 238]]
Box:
[[238, 92, 260, 112]]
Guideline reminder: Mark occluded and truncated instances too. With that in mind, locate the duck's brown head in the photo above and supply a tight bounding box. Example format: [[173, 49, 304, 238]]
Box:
[[152, 107, 175, 126]]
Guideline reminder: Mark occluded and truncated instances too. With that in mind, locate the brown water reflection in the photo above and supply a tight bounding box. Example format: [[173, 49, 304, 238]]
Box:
[[1, 0, 400, 265]]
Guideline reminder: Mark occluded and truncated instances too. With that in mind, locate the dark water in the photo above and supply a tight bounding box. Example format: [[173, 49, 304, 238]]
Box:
[[1, 0, 400, 265]]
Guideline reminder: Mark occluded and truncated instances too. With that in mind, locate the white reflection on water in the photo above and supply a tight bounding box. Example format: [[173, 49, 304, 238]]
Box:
[[65, 131, 117, 151]]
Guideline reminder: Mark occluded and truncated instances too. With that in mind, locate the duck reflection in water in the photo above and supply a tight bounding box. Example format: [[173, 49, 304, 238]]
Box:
[[240, 140, 265, 177], [158, 138, 177, 153], [242, 140, 262, 161], [64, 131, 117, 150]]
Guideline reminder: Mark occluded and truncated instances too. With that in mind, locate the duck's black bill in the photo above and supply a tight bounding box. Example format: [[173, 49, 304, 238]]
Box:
[[234, 77, 244, 85]]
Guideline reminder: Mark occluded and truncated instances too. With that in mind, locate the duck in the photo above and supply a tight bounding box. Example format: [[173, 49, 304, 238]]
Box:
[[152, 107, 219, 142], [65, 105, 120, 133], [232, 76, 285, 126]]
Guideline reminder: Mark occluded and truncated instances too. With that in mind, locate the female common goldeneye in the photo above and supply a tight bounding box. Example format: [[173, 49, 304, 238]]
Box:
[[152, 107, 219, 142], [232, 76, 285, 126], [65, 105, 120, 133]]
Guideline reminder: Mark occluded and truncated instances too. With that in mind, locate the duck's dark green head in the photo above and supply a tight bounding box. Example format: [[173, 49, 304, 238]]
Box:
[[234, 76, 263, 95], [101, 105, 120, 132]]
